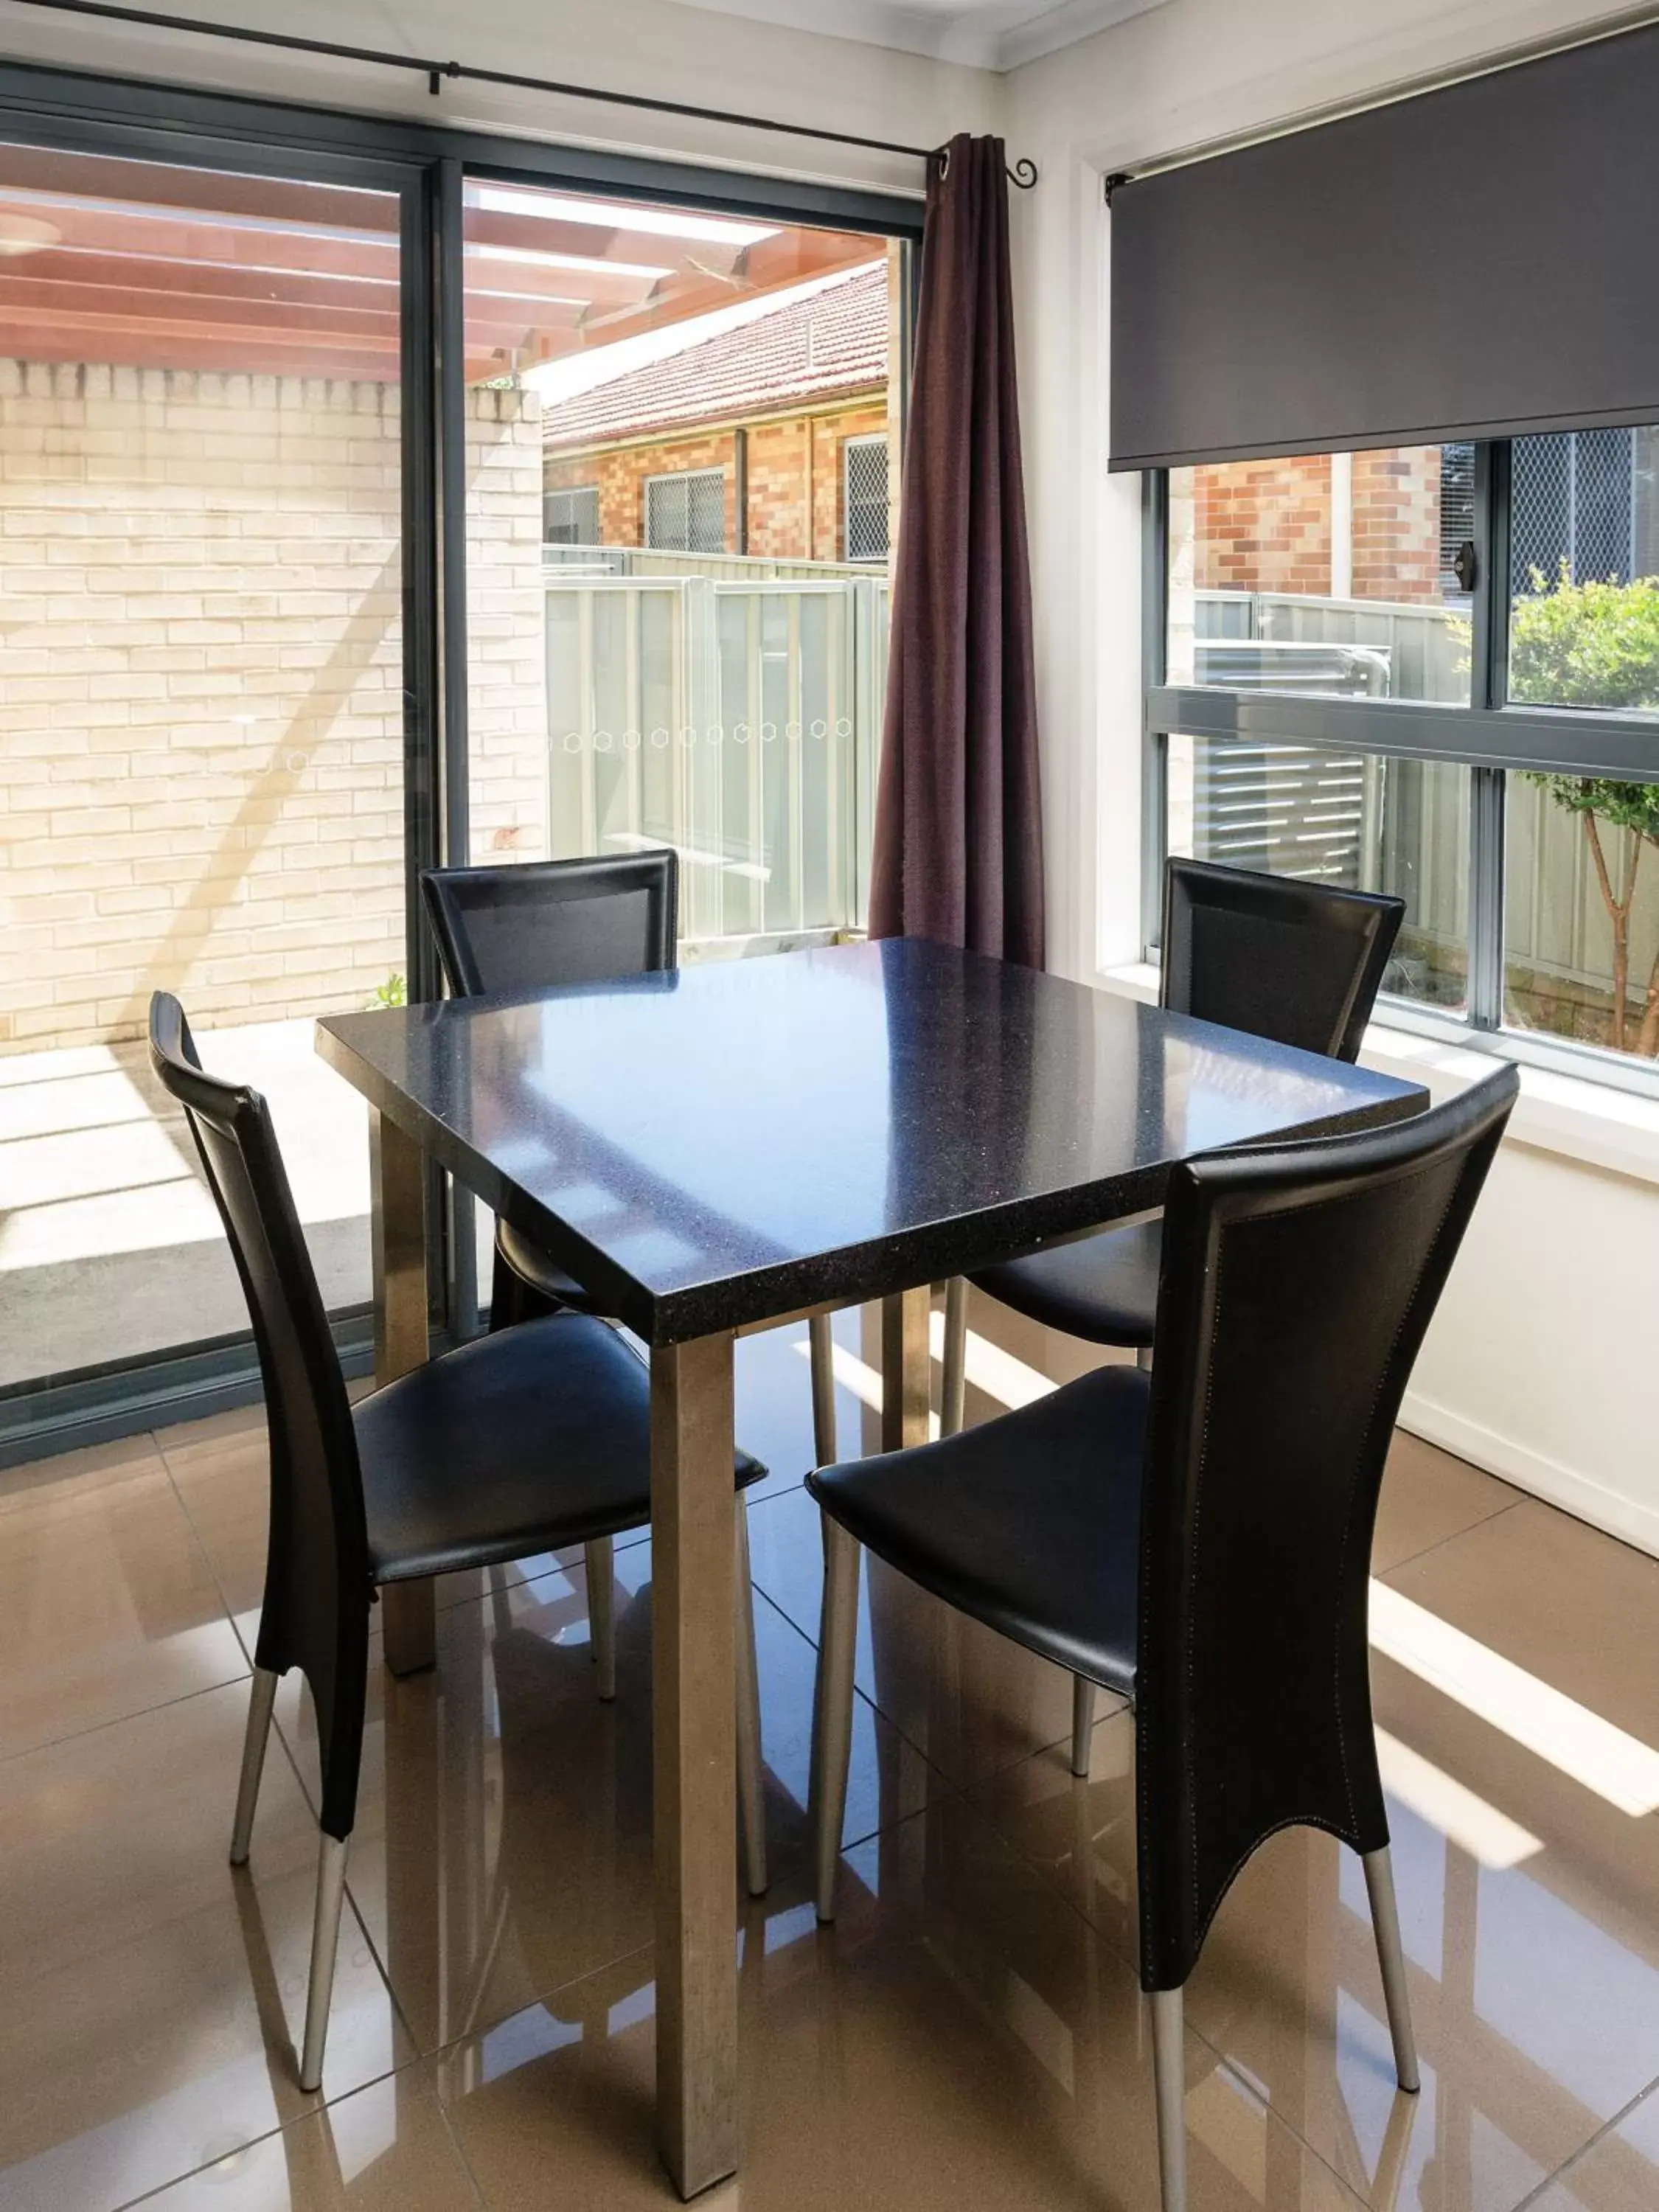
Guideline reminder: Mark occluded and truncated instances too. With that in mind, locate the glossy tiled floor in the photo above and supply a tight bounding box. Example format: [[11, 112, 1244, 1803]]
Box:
[[2, 1295, 1656, 2211]]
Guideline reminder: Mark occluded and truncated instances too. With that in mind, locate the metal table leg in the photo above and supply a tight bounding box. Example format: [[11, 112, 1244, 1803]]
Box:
[[369, 1108, 435, 1677], [881, 1287, 931, 1451], [651, 1329, 740, 2199]]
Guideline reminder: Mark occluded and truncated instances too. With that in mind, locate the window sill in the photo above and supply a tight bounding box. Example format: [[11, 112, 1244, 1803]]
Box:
[[1096, 962, 1659, 1190]]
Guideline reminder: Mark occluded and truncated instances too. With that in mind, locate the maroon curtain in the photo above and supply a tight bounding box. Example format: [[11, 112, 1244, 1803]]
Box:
[[869, 133, 1044, 968]]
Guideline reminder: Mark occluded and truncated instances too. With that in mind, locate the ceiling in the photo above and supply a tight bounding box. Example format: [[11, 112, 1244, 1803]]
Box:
[[653, 0, 1168, 70]]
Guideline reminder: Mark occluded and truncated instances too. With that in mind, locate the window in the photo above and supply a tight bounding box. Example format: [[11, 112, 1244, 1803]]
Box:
[[1166, 448, 1470, 705], [644, 467, 726, 553], [844, 433, 890, 562], [1166, 734, 1469, 1015], [546, 484, 599, 545], [1147, 435, 1659, 1088]]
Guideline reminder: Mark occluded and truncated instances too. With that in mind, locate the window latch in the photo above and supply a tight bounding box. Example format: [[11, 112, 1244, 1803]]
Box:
[[1453, 539, 1479, 592]]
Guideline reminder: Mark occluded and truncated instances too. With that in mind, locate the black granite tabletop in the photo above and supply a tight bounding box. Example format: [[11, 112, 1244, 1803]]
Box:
[[317, 938, 1428, 1343]]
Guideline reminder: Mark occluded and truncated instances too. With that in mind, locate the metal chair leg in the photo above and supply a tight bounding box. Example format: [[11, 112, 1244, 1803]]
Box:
[[586, 1535, 616, 1700], [298, 1830, 349, 2093], [229, 1665, 279, 1866], [734, 1507, 768, 1897], [1150, 1985, 1188, 2212], [1070, 1674, 1096, 1777], [1363, 1845, 1421, 2093], [940, 1277, 969, 1436], [808, 1312, 837, 1467], [812, 1518, 861, 1921]]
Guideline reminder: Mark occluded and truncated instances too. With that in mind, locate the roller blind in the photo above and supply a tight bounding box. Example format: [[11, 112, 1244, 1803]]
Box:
[[1109, 21, 1659, 470]]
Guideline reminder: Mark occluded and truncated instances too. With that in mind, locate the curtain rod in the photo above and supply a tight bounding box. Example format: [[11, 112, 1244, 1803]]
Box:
[[0, 0, 1038, 186], [1101, 1, 1659, 199]]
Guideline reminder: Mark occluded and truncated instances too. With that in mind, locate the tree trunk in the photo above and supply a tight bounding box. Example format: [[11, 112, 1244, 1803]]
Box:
[[1582, 813, 1636, 1051], [1636, 840, 1659, 1057]]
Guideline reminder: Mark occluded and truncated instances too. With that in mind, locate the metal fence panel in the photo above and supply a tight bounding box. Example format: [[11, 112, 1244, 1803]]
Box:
[[543, 556, 886, 945]]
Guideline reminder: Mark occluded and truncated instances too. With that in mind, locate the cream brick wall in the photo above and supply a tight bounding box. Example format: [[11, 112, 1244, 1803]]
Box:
[[0, 365, 544, 1051], [465, 385, 550, 865]]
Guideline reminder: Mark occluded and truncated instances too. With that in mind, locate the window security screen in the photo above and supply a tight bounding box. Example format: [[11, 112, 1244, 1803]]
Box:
[[844, 435, 890, 562], [546, 485, 599, 545], [644, 469, 726, 553]]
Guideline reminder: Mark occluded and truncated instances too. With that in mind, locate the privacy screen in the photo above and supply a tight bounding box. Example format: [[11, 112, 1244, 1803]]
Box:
[[1108, 23, 1659, 470]]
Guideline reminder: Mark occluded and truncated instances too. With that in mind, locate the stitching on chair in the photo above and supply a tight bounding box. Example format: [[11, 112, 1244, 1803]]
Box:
[[1172, 1159, 1460, 1961], [1329, 1162, 1461, 1832], [1183, 1237, 1225, 1935]]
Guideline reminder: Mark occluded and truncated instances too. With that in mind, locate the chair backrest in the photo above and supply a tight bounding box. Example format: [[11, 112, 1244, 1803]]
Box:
[[420, 850, 678, 998], [1134, 1062, 1517, 1992], [149, 992, 369, 1838], [1161, 857, 1405, 1062]]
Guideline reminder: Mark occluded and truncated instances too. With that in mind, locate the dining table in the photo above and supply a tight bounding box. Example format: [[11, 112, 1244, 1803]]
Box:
[[316, 933, 1428, 2199]]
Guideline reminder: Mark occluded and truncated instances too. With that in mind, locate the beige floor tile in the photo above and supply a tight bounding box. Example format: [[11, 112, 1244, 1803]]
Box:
[[746, 1479, 1099, 1784], [131, 2070, 481, 2212], [1371, 1431, 1521, 1574], [1381, 1498, 1659, 1745], [435, 1798, 1367, 2212], [972, 1625, 1659, 2212], [0, 1436, 246, 1760], [1527, 2081, 1659, 2212], [0, 1683, 413, 2212], [271, 1524, 944, 2057]]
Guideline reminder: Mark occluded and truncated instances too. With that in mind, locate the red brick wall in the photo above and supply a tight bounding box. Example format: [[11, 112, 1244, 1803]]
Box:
[[1192, 448, 1444, 602], [546, 398, 888, 560], [1194, 454, 1333, 594], [1351, 448, 1442, 601]]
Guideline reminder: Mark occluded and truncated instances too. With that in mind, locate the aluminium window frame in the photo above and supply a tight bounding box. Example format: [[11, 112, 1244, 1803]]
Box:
[[1141, 436, 1659, 1102]]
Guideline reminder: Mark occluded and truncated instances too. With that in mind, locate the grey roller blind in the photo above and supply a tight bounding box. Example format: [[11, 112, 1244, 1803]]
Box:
[[1110, 22, 1659, 471]]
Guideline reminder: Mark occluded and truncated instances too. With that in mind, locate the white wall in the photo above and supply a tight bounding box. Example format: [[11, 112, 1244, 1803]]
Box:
[[0, 0, 996, 198], [1004, 0, 1649, 1551]]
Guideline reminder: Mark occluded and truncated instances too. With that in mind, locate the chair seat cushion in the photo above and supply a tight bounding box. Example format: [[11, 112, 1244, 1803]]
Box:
[[496, 1218, 594, 1310], [806, 1363, 1150, 1698], [355, 1314, 765, 1585], [971, 1220, 1162, 1349]]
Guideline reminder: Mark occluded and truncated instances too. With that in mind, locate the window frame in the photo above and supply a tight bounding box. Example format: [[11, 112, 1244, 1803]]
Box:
[[842, 429, 890, 563], [1141, 437, 1659, 1100], [643, 465, 727, 553]]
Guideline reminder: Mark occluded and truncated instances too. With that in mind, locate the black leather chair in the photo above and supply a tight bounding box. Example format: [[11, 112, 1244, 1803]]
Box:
[[939, 857, 1406, 1773], [149, 990, 770, 2094], [810, 1065, 1517, 2212], [421, 851, 680, 1337], [422, 851, 841, 1688]]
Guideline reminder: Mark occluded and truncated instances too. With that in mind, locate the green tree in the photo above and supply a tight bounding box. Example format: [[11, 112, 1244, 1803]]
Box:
[[1512, 567, 1659, 1055]]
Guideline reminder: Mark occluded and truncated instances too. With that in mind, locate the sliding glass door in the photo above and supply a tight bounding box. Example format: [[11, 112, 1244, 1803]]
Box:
[[0, 136, 414, 1405], [459, 174, 903, 950], [0, 71, 919, 1440]]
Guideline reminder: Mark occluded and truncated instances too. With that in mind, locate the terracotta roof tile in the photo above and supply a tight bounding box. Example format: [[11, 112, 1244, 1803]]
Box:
[[543, 259, 888, 451]]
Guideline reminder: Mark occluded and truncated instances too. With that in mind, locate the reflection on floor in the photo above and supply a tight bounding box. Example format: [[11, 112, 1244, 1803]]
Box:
[[1, 1290, 1655, 2210]]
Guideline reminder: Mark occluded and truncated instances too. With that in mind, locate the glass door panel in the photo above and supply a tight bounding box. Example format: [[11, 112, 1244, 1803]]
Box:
[[0, 142, 405, 1391], [459, 176, 900, 950]]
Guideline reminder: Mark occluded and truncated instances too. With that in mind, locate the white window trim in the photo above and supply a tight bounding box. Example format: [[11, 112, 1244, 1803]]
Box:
[[1098, 960, 1659, 1188]]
